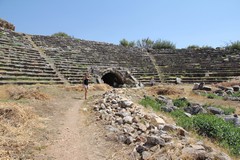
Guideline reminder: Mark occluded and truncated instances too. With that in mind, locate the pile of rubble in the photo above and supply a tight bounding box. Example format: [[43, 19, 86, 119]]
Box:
[[93, 89, 231, 160], [193, 82, 240, 101]]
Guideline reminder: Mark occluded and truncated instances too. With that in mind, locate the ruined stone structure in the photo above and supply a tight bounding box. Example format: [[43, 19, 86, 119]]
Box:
[[150, 49, 240, 83], [0, 19, 15, 31], [0, 19, 239, 86]]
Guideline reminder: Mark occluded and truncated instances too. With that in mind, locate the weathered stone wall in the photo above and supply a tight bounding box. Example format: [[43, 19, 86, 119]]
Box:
[[150, 48, 240, 83], [0, 19, 15, 31], [0, 26, 239, 85]]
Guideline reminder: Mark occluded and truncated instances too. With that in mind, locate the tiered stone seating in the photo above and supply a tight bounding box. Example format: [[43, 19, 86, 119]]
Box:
[[151, 49, 240, 83], [0, 28, 64, 85], [32, 36, 160, 85], [2, 24, 239, 85]]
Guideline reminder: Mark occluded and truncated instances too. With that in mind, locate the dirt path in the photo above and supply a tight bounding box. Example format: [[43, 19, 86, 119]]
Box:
[[45, 100, 84, 159], [37, 91, 132, 160]]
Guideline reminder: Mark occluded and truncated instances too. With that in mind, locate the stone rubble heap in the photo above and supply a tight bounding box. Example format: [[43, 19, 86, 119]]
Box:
[[193, 82, 240, 101], [93, 89, 231, 160]]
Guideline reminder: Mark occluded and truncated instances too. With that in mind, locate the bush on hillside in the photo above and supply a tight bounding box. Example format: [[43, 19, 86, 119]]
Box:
[[152, 39, 176, 50], [51, 32, 71, 38], [187, 45, 200, 49], [136, 38, 154, 49], [173, 98, 190, 108], [226, 41, 240, 51], [119, 38, 135, 47], [139, 96, 164, 111]]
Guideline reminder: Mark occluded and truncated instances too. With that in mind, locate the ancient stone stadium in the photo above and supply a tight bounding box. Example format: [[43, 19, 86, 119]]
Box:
[[1, 18, 240, 159], [1, 19, 239, 86]]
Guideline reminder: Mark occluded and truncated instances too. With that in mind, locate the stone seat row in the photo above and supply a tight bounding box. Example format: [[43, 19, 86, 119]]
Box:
[[0, 75, 62, 81], [0, 56, 46, 64], [0, 59, 48, 67], [0, 66, 56, 74], [0, 63, 54, 71], [0, 80, 64, 85], [0, 71, 59, 77]]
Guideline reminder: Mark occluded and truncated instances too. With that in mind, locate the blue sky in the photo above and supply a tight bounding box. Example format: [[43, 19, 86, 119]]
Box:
[[0, 0, 239, 48]]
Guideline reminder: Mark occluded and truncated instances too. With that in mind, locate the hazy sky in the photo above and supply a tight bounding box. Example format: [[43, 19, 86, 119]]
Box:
[[0, 0, 239, 48]]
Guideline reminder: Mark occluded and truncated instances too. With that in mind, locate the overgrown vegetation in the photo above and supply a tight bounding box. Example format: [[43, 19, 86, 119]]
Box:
[[200, 92, 223, 99], [52, 32, 71, 38], [139, 96, 164, 111], [232, 91, 240, 97], [139, 96, 240, 156], [187, 45, 200, 49], [192, 114, 240, 155], [152, 39, 176, 50], [136, 38, 154, 49], [226, 41, 240, 51], [173, 98, 190, 108], [0, 31, 3, 37], [203, 104, 236, 115], [119, 37, 175, 49], [119, 38, 135, 47]]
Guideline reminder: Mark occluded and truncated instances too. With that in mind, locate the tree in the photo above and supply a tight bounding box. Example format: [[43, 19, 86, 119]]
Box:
[[136, 38, 154, 49], [152, 39, 176, 50]]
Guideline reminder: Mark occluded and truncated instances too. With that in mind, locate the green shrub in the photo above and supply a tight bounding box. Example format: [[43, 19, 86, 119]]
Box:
[[136, 38, 154, 49], [152, 39, 176, 50], [201, 45, 213, 49], [200, 92, 222, 99], [51, 32, 71, 38], [187, 45, 200, 49], [203, 104, 235, 115], [232, 91, 240, 97], [140, 96, 240, 155], [226, 41, 240, 51], [139, 96, 163, 111], [119, 39, 135, 47], [119, 38, 129, 47], [192, 114, 240, 155], [0, 31, 3, 37], [170, 110, 193, 130], [193, 114, 224, 138], [173, 98, 190, 108]]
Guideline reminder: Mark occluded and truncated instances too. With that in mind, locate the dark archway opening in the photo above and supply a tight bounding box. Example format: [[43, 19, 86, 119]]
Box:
[[102, 72, 124, 87]]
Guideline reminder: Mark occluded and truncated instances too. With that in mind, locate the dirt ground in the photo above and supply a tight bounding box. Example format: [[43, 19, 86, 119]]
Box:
[[0, 83, 239, 160]]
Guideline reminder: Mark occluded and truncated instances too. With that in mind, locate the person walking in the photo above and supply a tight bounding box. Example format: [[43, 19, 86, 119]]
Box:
[[83, 73, 90, 100]]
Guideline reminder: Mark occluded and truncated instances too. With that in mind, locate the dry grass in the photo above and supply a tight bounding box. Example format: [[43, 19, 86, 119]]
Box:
[[65, 84, 112, 92], [146, 84, 184, 96], [215, 78, 240, 87], [0, 102, 45, 159], [0, 85, 50, 100]]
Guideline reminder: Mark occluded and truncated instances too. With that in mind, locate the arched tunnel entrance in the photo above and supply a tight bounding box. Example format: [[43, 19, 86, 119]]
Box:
[[102, 72, 124, 87]]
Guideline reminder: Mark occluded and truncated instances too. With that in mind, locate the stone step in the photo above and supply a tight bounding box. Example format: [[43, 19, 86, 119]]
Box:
[[0, 56, 46, 63], [0, 63, 54, 71], [0, 80, 64, 85], [0, 60, 47, 67], [0, 71, 58, 77], [0, 75, 62, 81], [0, 66, 56, 74], [163, 71, 240, 77], [164, 79, 229, 84]]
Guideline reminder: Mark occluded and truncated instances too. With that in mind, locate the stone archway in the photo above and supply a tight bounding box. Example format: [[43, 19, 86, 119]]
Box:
[[102, 72, 124, 87]]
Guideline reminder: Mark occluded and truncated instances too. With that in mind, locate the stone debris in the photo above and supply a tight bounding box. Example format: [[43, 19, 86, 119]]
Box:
[[93, 89, 232, 160]]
